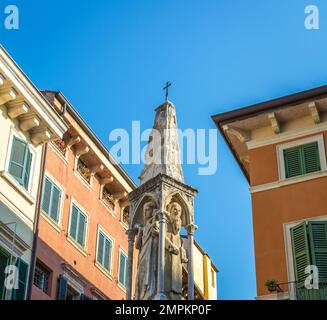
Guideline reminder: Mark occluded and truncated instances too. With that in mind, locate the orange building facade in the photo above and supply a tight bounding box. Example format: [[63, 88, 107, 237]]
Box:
[[31, 91, 136, 300], [213, 86, 327, 300]]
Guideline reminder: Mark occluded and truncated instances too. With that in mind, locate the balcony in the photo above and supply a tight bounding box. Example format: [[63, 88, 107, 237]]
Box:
[[276, 281, 327, 300]]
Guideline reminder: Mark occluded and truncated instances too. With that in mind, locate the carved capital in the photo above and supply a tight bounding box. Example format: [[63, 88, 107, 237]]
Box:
[[186, 224, 198, 236], [126, 228, 137, 241]]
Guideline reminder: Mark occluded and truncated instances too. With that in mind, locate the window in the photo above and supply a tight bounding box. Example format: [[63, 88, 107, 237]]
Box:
[[76, 158, 91, 184], [8, 136, 32, 190], [118, 251, 128, 288], [290, 221, 327, 299], [69, 204, 87, 248], [96, 229, 113, 273], [34, 262, 51, 295], [284, 142, 321, 178], [41, 176, 62, 223], [11, 257, 29, 300]]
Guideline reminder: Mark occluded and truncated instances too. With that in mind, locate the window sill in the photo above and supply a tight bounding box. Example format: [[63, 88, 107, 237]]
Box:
[[99, 198, 116, 217], [49, 142, 68, 165], [73, 169, 92, 191], [250, 169, 327, 194], [41, 211, 61, 233], [117, 282, 127, 294], [120, 221, 129, 231], [0, 170, 36, 204], [66, 235, 88, 257], [94, 261, 113, 280]]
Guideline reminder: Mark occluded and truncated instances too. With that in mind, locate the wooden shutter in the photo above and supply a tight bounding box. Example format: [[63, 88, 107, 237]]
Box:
[[77, 212, 86, 246], [308, 221, 327, 283], [12, 258, 28, 300], [284, 142, 321, 178], [104, 238, 112, 271], [291, 222, 311, 288], [119, 253, 127, 286], [22, 148, 32, 189], [56, 275, 68, 300], [42, 177, 52, 214], [97, 232, 105, 265], [303, 143, 321, 174], [9, 137, 27, 185], [50, 184, 61, 222], [69, 205, 79, 240], [284, 147, 302, 178]]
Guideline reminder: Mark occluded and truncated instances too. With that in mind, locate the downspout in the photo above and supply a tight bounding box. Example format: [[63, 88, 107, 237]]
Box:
[[26, 143, 48, 300]]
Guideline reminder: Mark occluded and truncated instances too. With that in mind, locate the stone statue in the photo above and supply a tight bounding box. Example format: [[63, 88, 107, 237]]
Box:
[[164, 202, 188, 300], [134, 201, 159, 300]]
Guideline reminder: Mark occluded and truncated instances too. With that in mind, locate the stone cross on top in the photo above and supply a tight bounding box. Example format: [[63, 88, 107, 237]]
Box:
[[163, 81, 172, 102]]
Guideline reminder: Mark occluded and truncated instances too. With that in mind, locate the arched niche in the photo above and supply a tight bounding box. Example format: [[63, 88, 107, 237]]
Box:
[[165, 192, 192, 228], [131, 193, 158, 228]]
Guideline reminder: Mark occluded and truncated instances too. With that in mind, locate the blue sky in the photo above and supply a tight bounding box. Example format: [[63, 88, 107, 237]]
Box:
[[2, 0, 327, 299]]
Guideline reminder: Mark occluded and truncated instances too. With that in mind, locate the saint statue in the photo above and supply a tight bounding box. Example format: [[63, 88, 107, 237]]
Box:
[[164, 202, 188, 300], [134, 201, 159, 300]]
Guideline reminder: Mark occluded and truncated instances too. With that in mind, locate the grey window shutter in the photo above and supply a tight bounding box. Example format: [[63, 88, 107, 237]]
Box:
[[56, 275, 68, 300]]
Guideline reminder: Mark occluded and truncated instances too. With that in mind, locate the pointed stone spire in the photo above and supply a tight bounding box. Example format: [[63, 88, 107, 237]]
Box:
[[139, 100, 184, 185]]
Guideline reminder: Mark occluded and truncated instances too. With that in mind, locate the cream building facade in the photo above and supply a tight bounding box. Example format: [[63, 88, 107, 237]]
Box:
[[0, 45, 68, 300]]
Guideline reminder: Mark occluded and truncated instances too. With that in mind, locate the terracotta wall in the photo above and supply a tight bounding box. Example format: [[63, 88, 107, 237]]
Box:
[[249, 131, 327, 297], [31, 144, 135, 300]]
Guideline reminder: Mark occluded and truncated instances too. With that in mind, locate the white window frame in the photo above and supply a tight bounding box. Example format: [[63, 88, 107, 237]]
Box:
[[118, 248, 128, 289], [283, 214, 327, 300], [67, 199, 89, 252], [41, 172, 65, 229], [95, 225, 115, 276], [277, 134, 327, 181], [4, 126, 37, 196]]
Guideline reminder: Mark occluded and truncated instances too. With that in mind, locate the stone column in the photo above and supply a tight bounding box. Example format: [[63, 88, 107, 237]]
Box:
[[154, 211, 168, 300], [186, 224, 198, 300], [126, 228, 136, 300]]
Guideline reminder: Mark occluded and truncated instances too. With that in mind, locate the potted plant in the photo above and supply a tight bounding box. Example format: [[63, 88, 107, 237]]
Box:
[[265, 279, 279, 292]]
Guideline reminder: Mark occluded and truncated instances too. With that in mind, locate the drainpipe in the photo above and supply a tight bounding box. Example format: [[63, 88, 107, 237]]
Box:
[[26, 143, 48, 300]]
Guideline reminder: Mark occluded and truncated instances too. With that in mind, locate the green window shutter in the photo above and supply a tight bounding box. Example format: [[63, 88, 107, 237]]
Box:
[[97, 232, 105, 265], [77, 212, 86, 247], [22, 148, 32, 189], [284, 147, 302, 178], [291, 222, 311, 287], [9, 137, 32, 190], [12, 258, 28, 300], [308, 221, 327, 283], [119, 253, 127, 286], [303, 143, 321, 174], [56, 275, 68, 300], [42, 177, 61, 223], [69, 205, 79, 240], [284, 142, 321, 179], [103, 238, 112, 271], [50, 185, 61, 222], [42, 177, 52, 214], [9, 137, 27, 185]]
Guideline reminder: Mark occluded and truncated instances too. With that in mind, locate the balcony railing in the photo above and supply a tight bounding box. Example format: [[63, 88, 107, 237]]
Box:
[[276, 281, 327, 300]]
